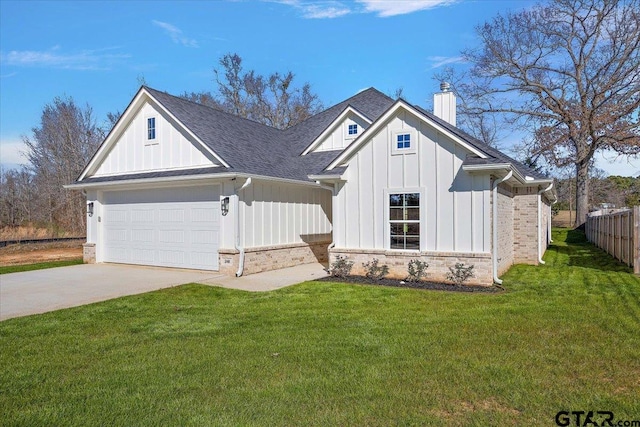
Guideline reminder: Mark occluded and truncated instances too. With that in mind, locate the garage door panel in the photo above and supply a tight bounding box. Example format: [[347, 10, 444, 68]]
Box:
[[131, 248, 155, 263], [102, 186, 220, 270], [131, 209, 154, 222], [106, 228, 129, 243], [192, 229, 217, 244], [191, 252, 217, 269], [131, 229, 154, 242]]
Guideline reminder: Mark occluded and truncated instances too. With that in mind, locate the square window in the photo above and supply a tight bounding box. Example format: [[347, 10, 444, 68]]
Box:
[[348, 124, 358, 135], [147, 117, 156, 140], [396, 134, 411, 149]]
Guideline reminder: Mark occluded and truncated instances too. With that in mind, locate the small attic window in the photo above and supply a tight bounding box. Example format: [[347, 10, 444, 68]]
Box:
[[348, 124, 358, 136], [391, 130, 417, 155], [147, 117, 156, 140]]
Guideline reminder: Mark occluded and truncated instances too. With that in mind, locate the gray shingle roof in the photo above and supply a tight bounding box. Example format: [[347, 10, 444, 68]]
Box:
[[79, 86, 549, 185], [140, 87, 392, 182]]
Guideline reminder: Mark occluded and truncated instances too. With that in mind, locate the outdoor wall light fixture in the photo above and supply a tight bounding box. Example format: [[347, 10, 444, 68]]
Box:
[[87, 202, 94, 217], [221, 197, 230, 216]]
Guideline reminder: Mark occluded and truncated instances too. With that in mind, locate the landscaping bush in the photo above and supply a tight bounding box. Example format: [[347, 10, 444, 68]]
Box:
[[330, 255, 354, 278], [406, 259, 429, 282], [446, 263, 475, 286], [362, 258, 389, 281]]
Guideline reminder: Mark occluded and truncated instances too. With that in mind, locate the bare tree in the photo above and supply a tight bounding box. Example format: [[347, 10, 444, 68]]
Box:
[[447, 0, 640, 226], [22, 96, 104, 234], [212, 53, 323, 129], [433, 67, 503, 148]]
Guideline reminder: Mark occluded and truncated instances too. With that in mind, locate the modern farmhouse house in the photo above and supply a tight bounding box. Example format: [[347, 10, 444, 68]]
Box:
[[68, 84, 556, 285]]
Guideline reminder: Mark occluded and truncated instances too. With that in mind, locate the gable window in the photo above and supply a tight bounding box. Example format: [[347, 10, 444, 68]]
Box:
[[391, 130, 417, 155], [389, 193, 420, 250], [147, 117, 156, 140], [396, 133, 410, 149], [348, 124, 358, 136]]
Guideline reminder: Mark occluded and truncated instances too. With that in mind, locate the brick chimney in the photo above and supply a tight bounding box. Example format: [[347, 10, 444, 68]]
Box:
[[433, 81, 456, 126]]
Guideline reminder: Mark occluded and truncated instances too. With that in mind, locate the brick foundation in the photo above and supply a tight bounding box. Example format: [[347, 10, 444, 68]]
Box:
[[329, 248, 493, 286], [83, 243, 96, 264], [218, 241, 331, 276]]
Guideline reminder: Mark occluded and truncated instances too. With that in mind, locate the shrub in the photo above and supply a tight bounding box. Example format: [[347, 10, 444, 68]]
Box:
[[446, 263, 475, 286], [362, 258, 389, 281], [406, 259, 429, 282], [330, 255, 354, 278]]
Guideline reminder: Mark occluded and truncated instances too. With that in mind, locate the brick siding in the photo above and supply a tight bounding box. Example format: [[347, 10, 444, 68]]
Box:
[[330, 248, 493, 286], [513, 187, 540, 264], [219, 240, 331, 276]]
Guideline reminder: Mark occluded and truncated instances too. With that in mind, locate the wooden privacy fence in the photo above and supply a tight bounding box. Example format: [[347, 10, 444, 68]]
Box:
[[585, 206, 640, 274]]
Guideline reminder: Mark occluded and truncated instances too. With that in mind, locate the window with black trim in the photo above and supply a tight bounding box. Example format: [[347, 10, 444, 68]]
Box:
[[147, 117, 156, 140], [348, 124, 358, 136], [389, 193, 420, 250]]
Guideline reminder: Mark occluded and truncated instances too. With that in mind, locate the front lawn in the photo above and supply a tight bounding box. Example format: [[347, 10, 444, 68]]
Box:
[[1, 229, 638, 426], [0, 258, 83, 275]]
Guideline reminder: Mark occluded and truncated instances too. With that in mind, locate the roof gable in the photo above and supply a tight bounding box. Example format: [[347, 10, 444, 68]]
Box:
[[285, 88, 394, 155], [326, 100, 488, 171], [78, 88, 229, 181], [300, 105, 372, 155]]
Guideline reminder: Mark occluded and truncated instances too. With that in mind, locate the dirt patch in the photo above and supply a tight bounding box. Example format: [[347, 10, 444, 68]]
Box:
[[0, 241, 83, 266], [317, 275, 502, 293], [552, 210, 575, 228]]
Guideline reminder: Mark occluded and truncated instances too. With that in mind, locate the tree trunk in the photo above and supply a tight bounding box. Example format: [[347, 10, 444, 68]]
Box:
[[575, 161, 590, 228]]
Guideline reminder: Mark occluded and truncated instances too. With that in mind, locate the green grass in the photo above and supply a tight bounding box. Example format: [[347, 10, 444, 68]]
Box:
[[1, 228, 638, 426], [0, 258, 83, 275]]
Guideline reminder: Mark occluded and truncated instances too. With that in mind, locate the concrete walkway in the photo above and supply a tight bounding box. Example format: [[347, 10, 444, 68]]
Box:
[[0, 263, 328, 321]]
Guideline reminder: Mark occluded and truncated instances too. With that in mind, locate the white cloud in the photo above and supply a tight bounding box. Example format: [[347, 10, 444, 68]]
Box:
[[0, 139, 28, 167], [1, 46, 130, 70], [428, 55, 465, 68], [594, 151, 640, 177], [269, 0, 351, 18], [270, 0, 456, 19], [356, 0, 458, 17], [152, 20, 199, 47]]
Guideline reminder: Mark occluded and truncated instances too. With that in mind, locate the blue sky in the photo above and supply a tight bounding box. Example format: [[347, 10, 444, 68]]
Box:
[[1, 0, 637, 176]]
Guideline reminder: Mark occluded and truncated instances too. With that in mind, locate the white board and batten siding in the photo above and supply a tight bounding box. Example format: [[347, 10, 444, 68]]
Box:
[[333, 109, 491, 253], [93, 101, 217, 177], [239, 181, 332, 248], [100, 186, 221, 270], [311, 113, 370, 153]]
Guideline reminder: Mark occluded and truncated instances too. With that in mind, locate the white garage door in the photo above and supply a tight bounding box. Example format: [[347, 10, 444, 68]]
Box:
[[102, 186, 220, 270]]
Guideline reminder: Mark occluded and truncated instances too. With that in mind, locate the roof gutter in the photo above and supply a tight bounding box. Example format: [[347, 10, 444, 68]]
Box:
[[537, 183, 554, 265], [492, 170, 513, 285], [235, 177, 252, 277], [65, 172, 327, 190]]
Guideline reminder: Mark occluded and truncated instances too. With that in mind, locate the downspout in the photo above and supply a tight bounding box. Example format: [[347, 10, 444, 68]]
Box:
[[492, 170, 513, 285], [537, 183, 554, 265], [316, 180, 336, 272], [550, 199, 556, 243], [235, 177, 252, 277]]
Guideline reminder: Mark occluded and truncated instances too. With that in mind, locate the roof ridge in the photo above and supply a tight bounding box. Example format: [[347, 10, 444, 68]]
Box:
[[143, 86, 284, 134], [286, 87, 393, 131]]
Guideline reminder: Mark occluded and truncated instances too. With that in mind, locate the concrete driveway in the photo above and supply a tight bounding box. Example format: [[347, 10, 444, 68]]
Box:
[[0, 264, 224, 321], [0, 262, 329, 321]]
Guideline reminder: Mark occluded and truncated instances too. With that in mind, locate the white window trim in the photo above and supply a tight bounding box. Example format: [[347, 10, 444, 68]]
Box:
[[145, 115, 158, 145], [383, 187, 425, 251], [391, 129, 417, 155]]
